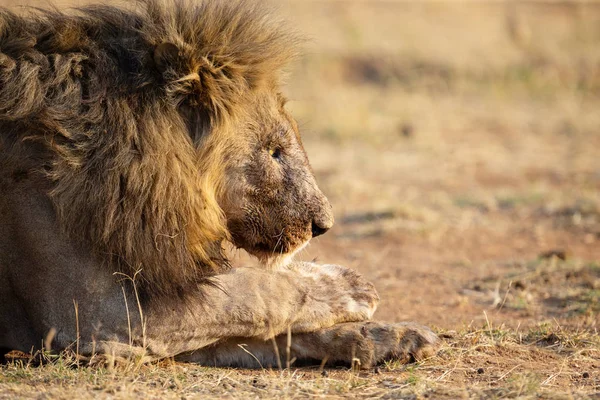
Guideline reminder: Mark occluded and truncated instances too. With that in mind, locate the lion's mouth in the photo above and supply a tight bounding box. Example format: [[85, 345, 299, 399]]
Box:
[[260, 239, 310, 270], [241, 228, 310, 252], [227, 218, 312, 266]]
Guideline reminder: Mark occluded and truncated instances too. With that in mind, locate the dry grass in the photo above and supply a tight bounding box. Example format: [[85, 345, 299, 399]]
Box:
[[2, 321, 599, 399], [2, 0, 600, 398]]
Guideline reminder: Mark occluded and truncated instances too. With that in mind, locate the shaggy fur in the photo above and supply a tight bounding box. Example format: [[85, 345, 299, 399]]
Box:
[[0, 0, 297, 296], [0, 1, 440, 365]]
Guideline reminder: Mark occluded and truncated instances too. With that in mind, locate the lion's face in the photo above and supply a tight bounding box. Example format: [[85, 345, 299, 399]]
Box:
[[213, 90, 333, 266], [152, 39, 332, 269]]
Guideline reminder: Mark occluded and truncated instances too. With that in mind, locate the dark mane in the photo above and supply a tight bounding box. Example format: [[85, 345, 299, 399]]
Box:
[[0, 0, 298, 297]]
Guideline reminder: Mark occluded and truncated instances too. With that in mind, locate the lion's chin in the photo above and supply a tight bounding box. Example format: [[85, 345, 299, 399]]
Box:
[[261, 240, 310, 271]]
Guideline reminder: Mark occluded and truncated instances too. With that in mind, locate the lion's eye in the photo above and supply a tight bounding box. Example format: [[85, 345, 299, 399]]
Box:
[[269, 148, 281, 159]]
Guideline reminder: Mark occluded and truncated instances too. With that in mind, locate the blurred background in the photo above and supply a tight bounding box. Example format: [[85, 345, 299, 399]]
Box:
[[278, 0, 600, 331], [2, 0, 599, 330]]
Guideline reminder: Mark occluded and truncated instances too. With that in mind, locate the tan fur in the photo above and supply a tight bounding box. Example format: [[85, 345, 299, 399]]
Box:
[[0, 0, 437, 367]]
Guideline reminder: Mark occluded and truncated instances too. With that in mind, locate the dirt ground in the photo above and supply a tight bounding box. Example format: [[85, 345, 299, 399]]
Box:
[[1, 0, 600, 399]]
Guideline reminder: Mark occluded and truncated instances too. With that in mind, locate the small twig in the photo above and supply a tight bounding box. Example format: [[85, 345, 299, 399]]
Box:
[[114, 269, 146, 350], [269, 329, 283, 370], [350, 344, 361, 373], [484, 311, 494, 340], [541, 356, 568, 386], [491, 280, 502, 308], [496, 280, 512, 312], [121, 285, 133, 348], [212, 371, 233, 387], [44, 328, 56, 354], [286, 325, 292, 370], [318, 356, 329, 375], [237, 344, 263, 369], [435, 348, 465, 382], [73, 299, 80, 365], [496, 364, 521, 381]]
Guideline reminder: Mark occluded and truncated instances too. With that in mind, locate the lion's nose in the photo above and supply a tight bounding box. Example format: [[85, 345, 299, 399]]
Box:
[[311, 205, 334, 238], [311, 220, 331, 237], [311, 189, 334, 238]]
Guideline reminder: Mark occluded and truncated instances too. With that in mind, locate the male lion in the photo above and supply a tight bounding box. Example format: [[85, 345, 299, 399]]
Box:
[[0, 0, 437, 368]]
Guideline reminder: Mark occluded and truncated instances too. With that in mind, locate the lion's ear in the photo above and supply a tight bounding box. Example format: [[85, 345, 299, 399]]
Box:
[[154, 42, 181, 73]]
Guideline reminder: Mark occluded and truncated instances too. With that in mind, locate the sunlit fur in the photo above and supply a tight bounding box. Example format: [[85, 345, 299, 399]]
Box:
[[0, 0, 299, 297]]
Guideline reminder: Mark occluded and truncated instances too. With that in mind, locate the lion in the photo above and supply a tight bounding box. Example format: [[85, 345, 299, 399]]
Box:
[[0, 0, 438, 368]]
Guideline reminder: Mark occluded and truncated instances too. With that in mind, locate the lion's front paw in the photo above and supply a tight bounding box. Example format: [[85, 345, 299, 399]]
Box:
[[319, 263, 380, 320], [371, 322, 439, 366], [288, 262, 379, 325], [303, 321, 439, 369]]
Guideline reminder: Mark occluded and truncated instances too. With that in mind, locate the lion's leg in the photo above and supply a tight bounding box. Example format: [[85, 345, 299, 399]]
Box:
[[142, 263, 379, 357], [177, 321, 439, 369], [3, 262, 379, 361], [67, 262, 379, 360], [2, 187, 378, 360]]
